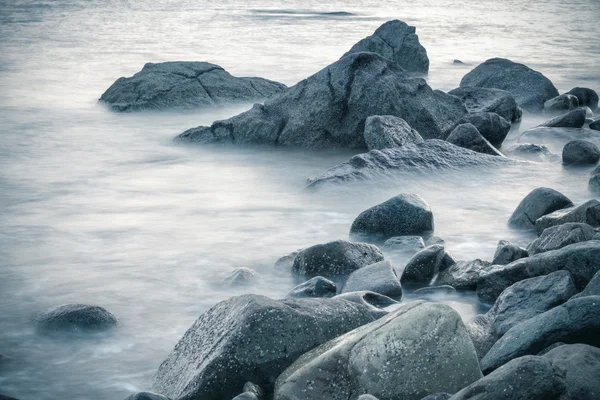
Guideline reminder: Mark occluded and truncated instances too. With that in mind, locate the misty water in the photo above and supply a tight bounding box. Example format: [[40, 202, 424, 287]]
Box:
[[1, 0, 599, 399]]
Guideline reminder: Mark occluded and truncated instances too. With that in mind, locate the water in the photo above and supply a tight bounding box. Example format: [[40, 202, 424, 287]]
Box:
[[0, 0, 599, 398]]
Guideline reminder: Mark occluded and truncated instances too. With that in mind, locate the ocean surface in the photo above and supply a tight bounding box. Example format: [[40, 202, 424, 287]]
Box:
[[0, 0, 599, 398]]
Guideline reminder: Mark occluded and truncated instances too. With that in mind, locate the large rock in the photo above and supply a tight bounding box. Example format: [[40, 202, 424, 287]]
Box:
[[446, 123, 503, 156], [562, 139, 600, 165], [306, 140, 514, 188], [535, 199, 600, 235], [527, 222, 597, 255], [177, 53, 465, 148], [518, 127, 600, 153], [363, 115, 424, 150], [544, 94, 579, 112], [574, 269, 600, 298], [432, 259, 490, 290], [36, 304, 117, 333], [447, 87, 522, 122], [459, 58, 559, 112], [100, 62, 286, 111], [505, 143, 558, 162], [286, 277, 336, 298], [350, 193, 434, 240], [491, 240, 528, 265], [567, 87, 599, 110], [455, 112, 511, 148], [477, 241, 600, 302], [542, 344, 600, 400], [448, 356, 569, 400], [292, 240, 384, 282], [274, 302, 482, 400], [343, 20, 429, 74], [481, 296, 600, 373], [539, 108, 587, 128], [400, 244, 448, 286], [507, 187, 573, 230], [341, 261, 402, 298], [153, 295, 375, 399]]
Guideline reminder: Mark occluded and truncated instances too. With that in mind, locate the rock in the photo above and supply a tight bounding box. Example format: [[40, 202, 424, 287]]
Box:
[[305, 139, 515, 188], [363, 115, 424, 150], [273, 250, 300, 272], [285, 276, 336, 298], [455, 112, 511, 148], [274, 302, 482, 400], [400, 245, 447, 286], [231, 382, 264, 400], [544, 94, 579, 112], [177, 53, 465, 148], [491, 240, 528, 265], [459, 58, 559, 112], [447, 87, 522, 122], [425, 235, 446, 246], [0, 395, 19, 400], [505, 143, 558, 162], [100, 62, 286, 112], [535, 199, 600, 235], [342, 261, 402, 298], [153, 295, 375, 399], [590, 174, 600, 194], [343, 20, 429, 74], [539, 108, 587, 128], [477, 241, 600, 302], [124, 393, 171, 400], [334, 291, 398, 319], [453, 60, 465, 65], [585, 106, 594, 118], [518, 127, 600, 154], [232, 393, 258, 400], [507, 187, 573, 230], [446, 123, 503, 156], [381, 236, 425, 254], [413, 285, 457, 296], [222, 267, 260, 287], [465, 314, 497, 360], [567, 87, 599, 110], [358, 395, 380, 400], [542, 344, 600, 400], [591, 119, 600, 131], [562, 139, 600, 165], [421, 394, 451, 400], [433, 259, 490, 290], [481, 296, 600, 373], [449, 356, 569, 400], [527, 222, 597, 255], [292, 240, 384, 283], [36, 304, 117, 333], [350, 193, 434, 241], [574, 269, 600, 298]]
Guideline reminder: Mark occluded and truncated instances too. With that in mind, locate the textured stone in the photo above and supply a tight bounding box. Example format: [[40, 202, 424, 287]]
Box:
[[507, 187, 573, 230], [448, 87, 522, 122], [363, 115, 424, 150]]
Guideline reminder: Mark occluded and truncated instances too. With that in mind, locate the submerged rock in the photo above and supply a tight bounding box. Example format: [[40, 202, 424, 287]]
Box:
[[562, 139, 600, 165], [413, 285, 457, 296], [285, 276, 336, 298], [363, 115, 424, 150], [36, 304, 117, 333], [273, 250, 300, 272], [505, 143, 558, 162], [447, 86, 522, 123], [221, 267, 260, 287], [341, 261, 402, 298], [455, 112, 511, 149], [544, 94, 579, 112], [535, 199, 600, 235], [432, 259, 490, 290], [491, 240, 528, 265], [381, 236, 425, 254], [446, 123, 503, 156], [567, 87, 599, 110], [507, 187, 573, 230], [542, 344, 600, 400], [518, 127, 600, 153], [539, 108, 587, 128], [527, 222, 597, 255], [100, 62, 286, 111], [590, 174, 600, 194], [591, 119, 600, 131]]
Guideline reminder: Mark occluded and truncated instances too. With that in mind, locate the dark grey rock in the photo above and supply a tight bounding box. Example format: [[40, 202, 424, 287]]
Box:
[[274, 302, 482, 400], [222, 267, 260, 287], [518, 127, 600, 154], [453, 60, 465, 65], [421, 394, 451, 400], [400, 245, 447, 286], [285, 276, 336, 298], [544, 94, 579, 112], [567, 87, 599, 110], [449, 356, 569, 400], [413, 285, 457, 296], [342, 261, 402, 298], [343, 20, 429, 74], [273, 250, 300, 272], [292, 240, 384, 282], [446, 123, 503, 156], [177, 53, 466, 148], [507, 187, 573, 230], [527, 222, 597, 255], [0, 395, 19, 400], [350, 193, 434, 241], [562, 139, 600, 165], [124, 392, 171, 400], [492, 240, 528, 265], [542, 344, 600, 400], [573, 269, 600, 299], [539, 108, 587, 128], [363, 115, 424, 150], [590, 174, 600, 195], [153, 295, 375, 400], [433, 259, 490, 290], [535, 199, 600, 235], [465, 314, 497, 360], [591, 119, 600, 131], [447, 87, 522, 122], [36, 304, 117, 333], [382, 236, 425, 254], [455, 112, 511, 148], [459, 58, 559, 112], [505, 143, 558, 162], [481, 296, 600, 373], [100, 62, 286, 112], [333, 291, 398, 319]]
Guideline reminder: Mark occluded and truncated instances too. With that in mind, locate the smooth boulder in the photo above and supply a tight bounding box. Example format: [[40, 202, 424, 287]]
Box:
[[221, 267, 260, 287], [447, 87, 522, 122], [400, 244, 448, 286], [507, 187, 573, 230], [535, 199, 600, 235], [446, 123, 503, 156], [341, 261, 402, 298], [505, 143, 558, 162], [562, 139, 600, 165], [519, 127, 600, 153], [567, 87, 599, 110], [491, 240, 528, 265], [36, 304, 117, 333], [527, 222, 597, 255], [591, 119, 600, 131], [544, 94, 579, 112], [381, 236, 425, 254], [363, 115, 424, 150], [432, 259, 490, 290], [542, 344, 600, 400], [455, 112, 511, 148], [539, 108, 587, 128], [285, 276, 336, 298]]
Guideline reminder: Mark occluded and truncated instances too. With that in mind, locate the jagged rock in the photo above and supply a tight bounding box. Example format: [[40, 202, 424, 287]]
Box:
[[562, 139, 600, 165], [539, 108, 587, 128], [542, 344, 600, 400], [446, 123, 503, 156], [343, 20, 429, 74], [100, 62, 286, 111], [459, 58, 559, 112], [124, 393, 171, 400], [400, 245, 447, 286], [350, 193, 434, 241], [544, 94, 579, 112], [535, 199, 600, 235], [177, 53, 465, 148], [567, 87, 599, 110], [527, 222, 597, 255], [455, 112, 511, 148], [334, 291, 398, 319], [222, 267, 260, 287], [491, 240, 528, 265], [363, 115, 424, 150], [574, 269, 600, 298], [342, 261, 402, 298], [382, 236, 425, 254], [153, 295, 375, 399], [286, 277, 336, 298], [505, 143, 558, 162], [518, 127, 600, 153], [36, 304, 117, 333], [448, 87, 522, 122], [507, 187, 573, 230], [433, 259, 490, 290]]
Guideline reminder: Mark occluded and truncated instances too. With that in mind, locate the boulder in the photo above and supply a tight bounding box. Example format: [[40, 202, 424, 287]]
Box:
[[590, 174, 600, 194], [539, 108, 587, 128], [544, 94, 579, 112], [426, 236, 446, 246], [459, 58, 559, 112], [573, 269, 600, 298], [222, 267, 260, 287], [518, 127, 600, 153], [535, 199, 600, 235], [507, 187, 573, 230], [491, 240, 528, 265], [448, 356, 569, 400], [285, 276, 336, 298], [334, 291, 398, 319], [274, 302, 482, 400], [292, 240, 384, 282], [455, 112, 511, 148], [0, 395, 19, 400], [381, 236, 425, 254], [447, 87, 522, 122], [542, 344, 600, 400], [481, 296, 600, 373], [177, 53, 466, 148], [153, 295, 375, 399], [273, 250, 300, 272], [527, 222, 597, 255], [363, 115, 424, 150], [432, 259, 490, 290], [341, 261, 403, 298], [36, 304, 117, 333], [562, 139, 600, 165], [400, 244, 447, 286], [350, 193, 434, 240], [567, 87, 599, 110], [446, 123, 503, 156], [477, 241, 600, 302], [124, 393, 171, 400], [343, 20, 429, 74], [100, 62, 286, 112], [505, 143, 558, 162], [591, 119, 600, 131]]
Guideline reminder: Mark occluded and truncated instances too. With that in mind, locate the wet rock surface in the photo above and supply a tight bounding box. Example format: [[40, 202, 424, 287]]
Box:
[[507, 187, 573, 230], [447, 87, 522, 122], [363, 115, 424, 150], [36, 304, 117, 333]]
